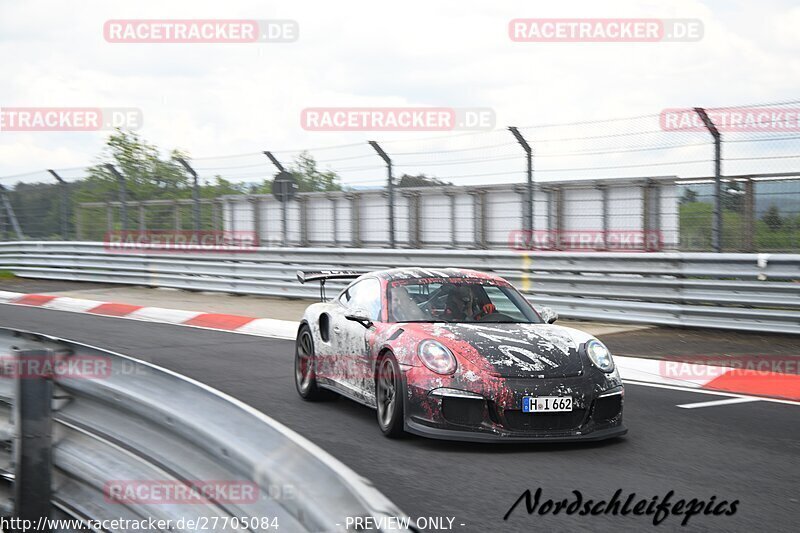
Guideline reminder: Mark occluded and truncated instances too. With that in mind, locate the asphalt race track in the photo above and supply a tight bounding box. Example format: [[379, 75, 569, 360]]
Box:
[[1, 305, 797, 532]]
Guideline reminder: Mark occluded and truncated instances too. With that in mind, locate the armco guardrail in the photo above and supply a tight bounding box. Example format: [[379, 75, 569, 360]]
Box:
[[0, 328, 411, 531], [0, 242, 798, 334]]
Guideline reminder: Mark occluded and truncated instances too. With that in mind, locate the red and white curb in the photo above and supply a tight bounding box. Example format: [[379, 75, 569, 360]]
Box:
[[0, 290, 296, 339], [1, 290, 798, 402]]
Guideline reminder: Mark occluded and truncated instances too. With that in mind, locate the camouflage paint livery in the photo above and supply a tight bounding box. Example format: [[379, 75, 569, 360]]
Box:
[[299, 268, 626, 442]]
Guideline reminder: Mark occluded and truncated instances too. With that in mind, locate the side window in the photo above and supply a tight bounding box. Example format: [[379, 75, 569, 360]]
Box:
[[342, 278, 382, 321], [483, 286, 526, 321]]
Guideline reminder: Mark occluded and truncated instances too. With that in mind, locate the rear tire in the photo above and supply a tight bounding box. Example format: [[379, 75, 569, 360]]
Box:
[[375, 352, 405, 438], [295, 325, 336, 401]]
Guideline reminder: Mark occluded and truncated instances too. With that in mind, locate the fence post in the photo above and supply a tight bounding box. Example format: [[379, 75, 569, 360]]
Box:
[[299, 196, 308, 247], [598, 182, 609, 250], [368, 141, 395, 248], [104, 164, 128, 231], [172, 200, 182, 231], [75, 206, 83, 240], [13, 348, 53, 530], [694, 108, 722, 252], [47, 170, 69, 239], [328, 193, 339, 247], [138, 202, 146, 231], [349, 192, 361, 247], [0, 184, 24, 240], [508, 127, 533, 234], [212, 199, 221, 231], [250, 196, 262, 245], [177, 158, 202, 232], [106, 202, 113, 234], [405, 191, 421, 248], [469, 189, 487, 249], [744, 178, 755, 252], [447, 189, 457, 248]]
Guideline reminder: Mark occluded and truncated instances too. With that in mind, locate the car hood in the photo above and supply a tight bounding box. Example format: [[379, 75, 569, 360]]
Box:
[[403, 322, 586, 378]]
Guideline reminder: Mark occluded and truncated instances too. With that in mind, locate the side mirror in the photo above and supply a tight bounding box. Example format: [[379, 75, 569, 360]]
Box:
[[540, 306, 558, 324], [345, 308, 373, 328]]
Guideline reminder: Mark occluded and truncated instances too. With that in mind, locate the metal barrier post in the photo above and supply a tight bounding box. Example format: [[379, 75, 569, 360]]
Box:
[[13, 348, 53, 532], [694, 108, 722, 252], [368, 141, 395, 248]]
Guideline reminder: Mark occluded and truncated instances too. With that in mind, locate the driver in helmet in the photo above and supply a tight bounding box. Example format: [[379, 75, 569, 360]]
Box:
[[443, 285, 496, 321]]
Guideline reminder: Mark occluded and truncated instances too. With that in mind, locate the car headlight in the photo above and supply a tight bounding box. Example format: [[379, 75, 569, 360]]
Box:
[[417, 339, 457, 375], [585, 339, 614, 372]]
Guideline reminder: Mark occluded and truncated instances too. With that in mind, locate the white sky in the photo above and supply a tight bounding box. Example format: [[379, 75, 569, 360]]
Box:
[[0, 0, 798, 185]]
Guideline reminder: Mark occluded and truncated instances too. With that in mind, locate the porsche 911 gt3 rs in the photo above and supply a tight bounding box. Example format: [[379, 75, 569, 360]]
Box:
[[295, 267, 626, 442]]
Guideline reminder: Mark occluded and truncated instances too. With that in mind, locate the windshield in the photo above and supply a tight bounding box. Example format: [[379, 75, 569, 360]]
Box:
[[387, 278, 542, 323]]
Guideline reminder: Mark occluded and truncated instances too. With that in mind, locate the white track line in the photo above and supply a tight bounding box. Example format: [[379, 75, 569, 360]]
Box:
[[677, 397, 761, 409], [623, 380, 800, 407]]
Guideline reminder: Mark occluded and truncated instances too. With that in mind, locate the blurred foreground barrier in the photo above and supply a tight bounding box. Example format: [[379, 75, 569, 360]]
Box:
[[0, 328, 412, 531], [0, 241, 798, 334]]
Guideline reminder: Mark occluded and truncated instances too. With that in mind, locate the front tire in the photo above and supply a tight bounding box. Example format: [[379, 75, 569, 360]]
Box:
[[295, 325, 335, 401], [375, 352, 405, 438]]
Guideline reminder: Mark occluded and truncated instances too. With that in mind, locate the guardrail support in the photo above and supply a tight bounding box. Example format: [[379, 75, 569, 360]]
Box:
[[104, 164, 128, 231], [694, 108, 722, 252], [368, 141, 395, 248], [13, 348, 53, 531], [509, 127, 534, 233]]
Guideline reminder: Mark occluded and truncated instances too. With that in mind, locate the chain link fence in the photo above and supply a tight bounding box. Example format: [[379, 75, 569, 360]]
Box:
[[1, 100, 798, 251]]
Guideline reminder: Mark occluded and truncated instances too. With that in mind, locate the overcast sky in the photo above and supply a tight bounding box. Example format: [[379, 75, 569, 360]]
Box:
[[1, 0, 798, 185]]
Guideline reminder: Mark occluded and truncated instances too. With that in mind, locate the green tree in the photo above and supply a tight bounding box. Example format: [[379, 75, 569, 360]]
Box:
[[289, 151, 341, 192], [76, 129, 189, 204], [397, 174, 451, 187], [254, 151, 341, 194], [679, 188, 699, 205], [762, 205, 783, 231]]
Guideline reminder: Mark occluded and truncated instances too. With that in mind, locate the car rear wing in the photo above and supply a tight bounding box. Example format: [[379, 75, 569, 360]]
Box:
[[296, 270, 363, 301]]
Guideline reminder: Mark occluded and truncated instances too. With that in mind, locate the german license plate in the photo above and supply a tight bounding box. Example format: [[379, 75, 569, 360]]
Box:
[[522, 396, 573, 413]]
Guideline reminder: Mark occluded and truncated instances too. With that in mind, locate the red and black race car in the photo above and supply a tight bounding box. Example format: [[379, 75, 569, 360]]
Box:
[[295, 268, 626, 442]]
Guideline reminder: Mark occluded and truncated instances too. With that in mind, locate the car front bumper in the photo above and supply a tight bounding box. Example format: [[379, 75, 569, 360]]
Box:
[[402, 368, 626, 442]]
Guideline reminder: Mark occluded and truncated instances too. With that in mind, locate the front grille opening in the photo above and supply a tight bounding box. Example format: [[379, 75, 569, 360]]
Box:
[[503, 409, 586, 432], [441, 397, 485, 426], [593, 394, 623, 421]]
